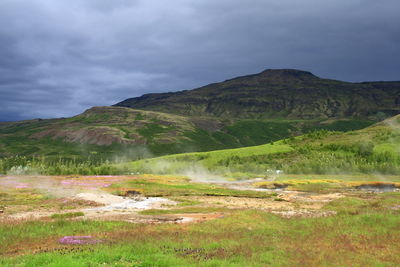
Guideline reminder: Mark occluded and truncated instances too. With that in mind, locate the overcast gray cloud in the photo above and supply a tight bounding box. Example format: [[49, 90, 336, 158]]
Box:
[[0, 0, 399, 121]]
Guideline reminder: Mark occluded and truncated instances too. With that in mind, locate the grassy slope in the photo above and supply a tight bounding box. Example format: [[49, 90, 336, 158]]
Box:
[[126, 115, 400, 177], [0, 106, 374, 161], [0, 107, 195, 159]]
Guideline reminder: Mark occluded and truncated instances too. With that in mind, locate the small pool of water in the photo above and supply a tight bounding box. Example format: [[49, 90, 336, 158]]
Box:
[[354, 184, 398, 193]]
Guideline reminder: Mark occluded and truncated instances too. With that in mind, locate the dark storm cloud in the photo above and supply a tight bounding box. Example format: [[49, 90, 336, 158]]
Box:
[[0, 0, 399, 121]]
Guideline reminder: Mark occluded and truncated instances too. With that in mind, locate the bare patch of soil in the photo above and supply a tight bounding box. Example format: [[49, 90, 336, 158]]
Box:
[[187, 195, 296, 210], [104, 213, 224, 224], [184, 191, 343, 218], [271, 210, 337, 218]]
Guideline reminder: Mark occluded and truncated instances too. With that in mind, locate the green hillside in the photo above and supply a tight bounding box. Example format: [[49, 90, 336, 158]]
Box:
[[0, 106, 374, 160], [127, 115, 400, 177]]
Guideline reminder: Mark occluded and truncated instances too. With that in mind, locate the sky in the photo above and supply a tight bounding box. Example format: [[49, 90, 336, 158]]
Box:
[[0, 0, 399, 121]]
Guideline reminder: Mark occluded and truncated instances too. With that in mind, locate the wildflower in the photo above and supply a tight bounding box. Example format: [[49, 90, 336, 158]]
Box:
[[58, 236, 101, 245]]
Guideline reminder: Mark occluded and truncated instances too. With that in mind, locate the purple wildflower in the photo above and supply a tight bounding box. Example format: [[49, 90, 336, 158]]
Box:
[[15, 183, 29, 189], [58, 236, 101, 245]]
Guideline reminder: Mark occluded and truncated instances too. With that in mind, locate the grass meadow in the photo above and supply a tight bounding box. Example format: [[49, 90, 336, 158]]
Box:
[[1, 193, 399, 266]]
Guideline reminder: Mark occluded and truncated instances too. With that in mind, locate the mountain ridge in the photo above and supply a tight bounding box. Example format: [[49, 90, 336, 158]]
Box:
[[116, 69, 400, 119]]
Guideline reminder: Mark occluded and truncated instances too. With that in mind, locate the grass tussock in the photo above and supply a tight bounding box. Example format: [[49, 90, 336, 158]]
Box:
[[50, 212, 84, 220]]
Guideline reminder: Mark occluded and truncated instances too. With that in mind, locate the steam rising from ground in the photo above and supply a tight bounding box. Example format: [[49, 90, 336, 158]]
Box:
[[139, 159, 228, 182], [384, 116, 400, 153], [181, 165, 227, 183], [109, 146, 154, 163], [0, 176, 80, 198], [1, 144, 155, 177]]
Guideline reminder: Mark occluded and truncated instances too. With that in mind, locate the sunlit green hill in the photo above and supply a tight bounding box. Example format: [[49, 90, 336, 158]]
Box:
[[127, 115, 400, 177]]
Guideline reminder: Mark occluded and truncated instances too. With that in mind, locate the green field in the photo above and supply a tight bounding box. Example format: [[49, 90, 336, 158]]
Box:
[[0, 174, 399, 266]]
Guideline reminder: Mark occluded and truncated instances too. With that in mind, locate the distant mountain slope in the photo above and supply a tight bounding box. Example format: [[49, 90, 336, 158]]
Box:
[[0, 106, 374, 159], [116, 69, 400, 119]]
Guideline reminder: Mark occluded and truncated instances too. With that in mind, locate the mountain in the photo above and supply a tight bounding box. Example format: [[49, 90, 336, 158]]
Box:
[[1, 68, 398, 159], [116, 69, 400, 119]]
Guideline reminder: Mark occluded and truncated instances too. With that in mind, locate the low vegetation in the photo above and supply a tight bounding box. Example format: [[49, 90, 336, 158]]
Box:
[[50, 212, 84, 220], [1, 172, 399, 266], [1, 194, 399, 266], [109, 174, 276, 198], [0, 156, 128, 176]]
